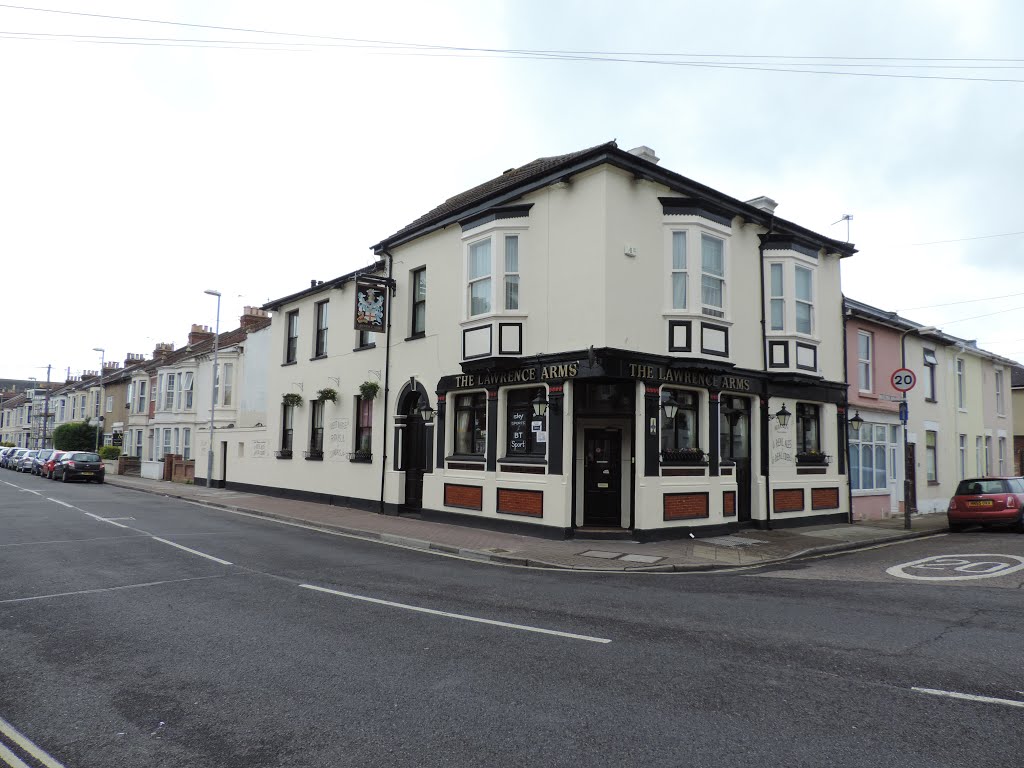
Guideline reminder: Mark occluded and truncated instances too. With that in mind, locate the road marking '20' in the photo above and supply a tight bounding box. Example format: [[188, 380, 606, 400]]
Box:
[[886, 554, 1024, 581]]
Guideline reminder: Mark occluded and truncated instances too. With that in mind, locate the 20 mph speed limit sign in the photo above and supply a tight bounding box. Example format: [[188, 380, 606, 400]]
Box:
[[891, 368, 916, 392]]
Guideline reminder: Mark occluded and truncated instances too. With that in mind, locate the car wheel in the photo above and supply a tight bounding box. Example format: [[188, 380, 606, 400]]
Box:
[[61, 471, 68, 483]]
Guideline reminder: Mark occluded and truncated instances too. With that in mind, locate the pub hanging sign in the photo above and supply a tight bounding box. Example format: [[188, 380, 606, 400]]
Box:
[[354, 279, 388, 334]]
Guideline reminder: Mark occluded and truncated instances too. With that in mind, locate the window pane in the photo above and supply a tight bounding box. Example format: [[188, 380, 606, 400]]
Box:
[[504, 236, 518, 273], [701, 234, 723, 275], [874, 425, 886, 443], [672, 232, 687, 269], [415, 269, 427, 299], [413, 302, 426, 334], [796, 303, 812, 334], [850, 443, 860, 490], [701, 275, 723, 308], [672, 273, 687, 309], [858, 361, 870, 391], [858, 332, 870, 358], [469, 240, 491, 279], [470, 278, 491, 315], [770, 298, 784, 330], [770, 263, 782, 296], [875, 445, 887, 490], [795, 267, 812, 300], [505, 275, 519, 311], [862, 445, 874, 489]]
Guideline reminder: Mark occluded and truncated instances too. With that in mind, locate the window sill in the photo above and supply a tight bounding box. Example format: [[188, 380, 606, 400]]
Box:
[[352, 343, 377, 352], [281, 360, 297, 367], [310, 354, 328, 362], [498, 455, 546, 465], [858, 391, 879, 399], [404, 332, 426, 342], [925, 398, 937, 404], [927, 480, 940, 486], [459, 311, 528, 327], [447, 454, 487, 463]]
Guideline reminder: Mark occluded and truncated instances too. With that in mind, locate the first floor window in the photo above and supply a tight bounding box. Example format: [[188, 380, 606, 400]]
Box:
[[162, 429, 171, 458], [795, 266, 813, 334], [672, 232, 688, 309], [137, 380, 147, 412], [184, 372, 194, 410], [411, 267, 426, 335], [504, 235, 519, 310], [136, 429, 143, 458], [183, 428, 191, 461], [850, 423, 890, 491], [310, 400, 324, 454], [314, 300, 329, 357], [165, 373, 175, 410], [454, 392, 487, 456], [106, 396, 113, 413], [926, 430, 937, 482], [505, 388, 545, 458], [769, 262, 783, 330], [148, 429, 155, 461], [796, 403, 820, 454], [999, 437, 1006, 475], [281, 405, 294, 452], [468, 238, 492, 317], [660, 389, 699, 453], [923, 349, 938, 401], [223, 363, 234, 407], [959, 434, 966, 480], [356, 396, 373, 456], [700, 233, 725, 317], [285, 310, 299, 363], [857, 331, 873, 392]]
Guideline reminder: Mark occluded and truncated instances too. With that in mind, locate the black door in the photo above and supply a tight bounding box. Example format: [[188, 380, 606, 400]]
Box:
[[219, 440, 227, 489], [404, 414, 426, 510], [905, 443, 917, 513], [720, 397, 751, 522], [583, 428, 621, 526]]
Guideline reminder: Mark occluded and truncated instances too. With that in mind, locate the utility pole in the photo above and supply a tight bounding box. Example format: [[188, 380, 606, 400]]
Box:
[[42, 364, 51, 449]]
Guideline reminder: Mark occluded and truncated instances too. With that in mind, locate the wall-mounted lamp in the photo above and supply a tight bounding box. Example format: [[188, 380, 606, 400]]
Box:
[[532, 391, 548, 417], [660, 396, 680, 420], [766, 403, 791, 428], [848, 410, 864, 436], [417, 393, 436, 424]]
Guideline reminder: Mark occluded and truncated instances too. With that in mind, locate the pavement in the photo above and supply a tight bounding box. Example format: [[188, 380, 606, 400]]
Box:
[[102, 474, 951, 571]]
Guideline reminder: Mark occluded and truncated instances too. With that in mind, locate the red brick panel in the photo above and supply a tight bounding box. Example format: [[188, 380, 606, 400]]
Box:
[[496, 488, 543, 517], [773, 488, 805, 513], [811, 487, 841, 510], [664, 492, 710, 521], [444, 483, 483, 511], [722, 491, 736, 518]]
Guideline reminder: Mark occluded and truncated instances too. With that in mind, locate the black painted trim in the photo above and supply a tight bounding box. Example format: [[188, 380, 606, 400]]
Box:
[[700, 322, 730, 358], [836, 406, 846, 476], [659, 197, 733, 227], [435, 397, 446, 469], [459, 203, 534, 232], [761, 234, 821, 260], [644, 384, 660, 477], [708, 392, 720, 477], [498, 322, 523, 355], [219, 479, 380, 513], [668, 320, 692, 353], [767, 339, 790, 368], [485, 390, 498, 472], [548, 385, 564, 475], [795, 342, 818, 371], [462, 325, 493, 360]]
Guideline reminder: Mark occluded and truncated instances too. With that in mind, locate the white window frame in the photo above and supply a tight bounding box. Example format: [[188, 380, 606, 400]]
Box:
[[999, 437, 1006, 475], [164, 373, 175, 411], [995, 368, 1005, 415], [857, 331, 873, 393], [463, 224, 527, 321], [183, 428, 191, 461], [958, 434, 966, 480], [769, 262, 784, 331], [700, 232, 726, 318], [466, 237, 493, 319], [183, 372, 194, 410], [503, 234, 520, 311], [956, 358, 965, 409], [794, 265, 814, 335], [670, 231, 688, 311], [223, 363, 234, 407]]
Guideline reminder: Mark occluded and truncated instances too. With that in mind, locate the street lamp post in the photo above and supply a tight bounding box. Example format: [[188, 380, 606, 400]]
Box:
[[92, 348, 105, 451], [899, 325, 937, 530], [204, 290, 222, 488]]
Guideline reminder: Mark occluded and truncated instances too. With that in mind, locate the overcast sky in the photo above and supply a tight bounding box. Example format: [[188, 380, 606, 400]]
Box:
[[2, 0, 1022, 382]]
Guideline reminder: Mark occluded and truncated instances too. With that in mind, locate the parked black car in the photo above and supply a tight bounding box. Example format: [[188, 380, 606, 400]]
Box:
[[53, 451, 105, 483]]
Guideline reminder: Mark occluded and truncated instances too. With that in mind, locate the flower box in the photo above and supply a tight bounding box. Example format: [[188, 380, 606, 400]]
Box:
[[795, 452, 830, 466], [661, 448, 707, 465]]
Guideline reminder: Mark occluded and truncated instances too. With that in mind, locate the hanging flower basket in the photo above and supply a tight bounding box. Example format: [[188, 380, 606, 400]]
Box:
[[359, 381, 380, 400], [282, 393, 303, 407], [316, 387, 338, 404], [796, 451, 830, 466], [661, 447, 707, 465]]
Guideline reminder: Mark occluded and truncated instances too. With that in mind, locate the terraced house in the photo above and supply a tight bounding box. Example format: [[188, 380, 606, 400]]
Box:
[[212, 141, 858, 538]]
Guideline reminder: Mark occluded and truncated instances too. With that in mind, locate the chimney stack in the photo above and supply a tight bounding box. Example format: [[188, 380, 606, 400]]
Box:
[[627, 145, 660, 165], [188, 324, 215, 346], [153, 342, 174, 361], [240, 306, 270, 332], [123, 352, 146, 367], [745, 195, 778, 214]]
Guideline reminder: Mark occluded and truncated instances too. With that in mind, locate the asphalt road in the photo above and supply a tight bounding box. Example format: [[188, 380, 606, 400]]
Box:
[[1, 474, 1022, 767]]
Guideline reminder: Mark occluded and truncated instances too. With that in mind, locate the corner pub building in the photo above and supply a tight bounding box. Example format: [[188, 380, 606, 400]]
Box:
[[229, 141, 857, 539]]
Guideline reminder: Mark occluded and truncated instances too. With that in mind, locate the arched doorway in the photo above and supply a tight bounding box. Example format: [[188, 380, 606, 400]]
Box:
[[398, 384, 429, 510]]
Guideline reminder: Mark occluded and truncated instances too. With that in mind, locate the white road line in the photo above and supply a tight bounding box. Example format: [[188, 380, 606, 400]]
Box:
[[151, 537, 233, 565], [0, 534, 150, 548], [45, 498, 75, 509], [0, 575, 228, 605], [0, 742, 32, 768], [299, 583, 612, 644], [83, 512, 131, 529], [1, 481, 18, 488], [0, 714, 67, 768], [18, 489, 41, 496], [912, 687, 1024, 709]]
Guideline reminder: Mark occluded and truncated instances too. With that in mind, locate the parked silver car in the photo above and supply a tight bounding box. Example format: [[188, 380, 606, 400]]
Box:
[[0, 447, 20, 468], [17, 450, 39, 473], [7, 448, 29, 470], [31, 449, 55, 475]]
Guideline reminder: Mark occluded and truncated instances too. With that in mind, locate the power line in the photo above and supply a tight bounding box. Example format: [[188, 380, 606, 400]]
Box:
[[933, 304, 1024, 326], [897, 291, 1024, 311], [1, 4, 1023, 83], [910, 230, 1024, 246]]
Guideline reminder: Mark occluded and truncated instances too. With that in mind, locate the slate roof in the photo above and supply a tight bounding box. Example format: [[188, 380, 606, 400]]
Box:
[[371, 141, 857, 257]]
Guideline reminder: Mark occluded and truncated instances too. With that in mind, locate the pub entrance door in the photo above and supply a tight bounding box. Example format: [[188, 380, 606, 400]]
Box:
[[720, 396, 752, 522], [400, 392, 427, 510], [583, 428, 621, 526]]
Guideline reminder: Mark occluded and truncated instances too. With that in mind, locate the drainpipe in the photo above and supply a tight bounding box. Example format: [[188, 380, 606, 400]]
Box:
[[757, 216, 775, 530], [378, 251, 395, 516], [842, 302, 853, 524]]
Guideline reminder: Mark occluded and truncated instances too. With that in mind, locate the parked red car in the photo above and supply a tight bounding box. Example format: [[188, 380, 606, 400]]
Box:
[[42, 450, 68, 480], [947, 477, 1024, 532]]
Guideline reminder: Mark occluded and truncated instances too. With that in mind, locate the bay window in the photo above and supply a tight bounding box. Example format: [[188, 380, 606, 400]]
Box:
[[700, 234, 725, 317], [795, 266, 813, 334], [467, 239, 492, 317], [769, 263, 783, 330], [223, 363, 233, 407], [671, 232, 687, 309], [466, 232, 523, 318], [183, 373, 194, 409], [164, 374, 175, 410]]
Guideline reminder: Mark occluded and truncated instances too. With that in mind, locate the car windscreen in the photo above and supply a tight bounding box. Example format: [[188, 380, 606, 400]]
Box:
[[955, 479, 1009, 495], [71, 453, 101, 462]]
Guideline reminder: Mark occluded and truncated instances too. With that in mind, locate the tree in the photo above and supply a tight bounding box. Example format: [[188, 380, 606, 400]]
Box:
[[53, 421, 99, 451]]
